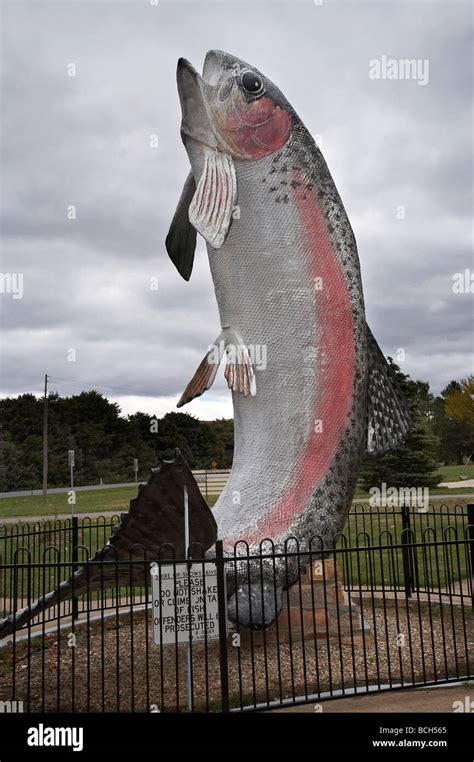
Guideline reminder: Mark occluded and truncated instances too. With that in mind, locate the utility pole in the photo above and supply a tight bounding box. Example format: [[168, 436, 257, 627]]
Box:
[[42, 374, 48, 503]]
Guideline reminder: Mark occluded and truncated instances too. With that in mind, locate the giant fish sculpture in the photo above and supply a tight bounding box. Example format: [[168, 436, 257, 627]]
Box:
[[167, 51, 410, 625]]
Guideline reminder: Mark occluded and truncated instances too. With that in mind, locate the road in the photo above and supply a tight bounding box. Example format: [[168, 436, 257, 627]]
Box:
[[0, 471, 230, 499], [0, 482, 136, 498]]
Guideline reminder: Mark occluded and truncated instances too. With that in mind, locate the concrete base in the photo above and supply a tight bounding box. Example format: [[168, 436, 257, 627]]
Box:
[[240, 559, 370, 646]]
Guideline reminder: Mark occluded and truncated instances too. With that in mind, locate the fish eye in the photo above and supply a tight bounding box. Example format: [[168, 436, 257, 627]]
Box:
[[241, 70, 264, 95]]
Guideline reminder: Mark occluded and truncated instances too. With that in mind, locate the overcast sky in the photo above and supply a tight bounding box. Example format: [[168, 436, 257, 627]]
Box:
[[1, 0, 472, 420]]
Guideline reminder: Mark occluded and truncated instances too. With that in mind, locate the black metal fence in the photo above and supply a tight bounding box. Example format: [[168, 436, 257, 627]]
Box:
[[0, 515, 127, 625], [1, 504, 471, 626], [0, 505, 472, 712], [344, 503, 473, 600]]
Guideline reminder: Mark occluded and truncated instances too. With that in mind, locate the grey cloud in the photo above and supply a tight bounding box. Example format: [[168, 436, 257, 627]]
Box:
[[1, 0, 472, 411]]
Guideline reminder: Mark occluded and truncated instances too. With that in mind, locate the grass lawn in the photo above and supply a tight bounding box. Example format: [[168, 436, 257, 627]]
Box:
[[0, 487, 138, 520], [437, 463, 474, 481], [0, 488, 220, 520], [0, 478, 473, 522]]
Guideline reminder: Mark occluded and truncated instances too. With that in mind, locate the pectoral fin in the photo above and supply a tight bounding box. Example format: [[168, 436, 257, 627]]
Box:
[[365, 325, 410, 455], [189, 149, 237, 250], [177, 333, 225, 408], [166, 171, 197, 281], [224, 341, 256, 398]]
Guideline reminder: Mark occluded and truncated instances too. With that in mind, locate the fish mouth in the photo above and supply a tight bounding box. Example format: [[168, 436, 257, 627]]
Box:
[[177, 57, 219, 150]]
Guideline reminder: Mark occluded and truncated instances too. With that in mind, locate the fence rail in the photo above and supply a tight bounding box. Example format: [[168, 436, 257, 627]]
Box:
[[1, 504, 471, 625], [193, 469, 230, 498]]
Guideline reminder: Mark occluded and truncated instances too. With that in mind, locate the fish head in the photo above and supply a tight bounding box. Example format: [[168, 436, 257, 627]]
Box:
[[177, 50, 293, 160]]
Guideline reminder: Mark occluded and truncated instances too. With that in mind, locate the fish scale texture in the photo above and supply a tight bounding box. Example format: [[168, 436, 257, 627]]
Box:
[[184, 123, 369, 579]]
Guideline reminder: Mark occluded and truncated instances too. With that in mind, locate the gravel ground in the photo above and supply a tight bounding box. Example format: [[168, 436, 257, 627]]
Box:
[[0, 599, 471, 712]]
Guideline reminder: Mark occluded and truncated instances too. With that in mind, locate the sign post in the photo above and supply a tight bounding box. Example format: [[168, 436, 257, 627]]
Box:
[[149, 469, 226, 711], [184, 484, 192, 711], [133, 458, 138, 487], [68, 449, 75, 517]]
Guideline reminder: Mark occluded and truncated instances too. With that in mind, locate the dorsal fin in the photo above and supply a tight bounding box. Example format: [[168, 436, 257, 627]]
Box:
[[166, 171, 197, 281], [366, 325, 410, 455]]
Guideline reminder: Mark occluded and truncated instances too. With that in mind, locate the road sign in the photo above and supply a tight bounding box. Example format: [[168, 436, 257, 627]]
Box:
[[150, 562, 223, 645], [68, 450, 75, 468]]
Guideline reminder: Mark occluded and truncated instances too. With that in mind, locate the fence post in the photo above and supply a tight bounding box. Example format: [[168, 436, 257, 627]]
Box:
[[205, 470, 208, 502], [400, 504, 412, 597], [215, 539, 229, 712], [71, 516, 79, 621], [467, 504, 474, 609]]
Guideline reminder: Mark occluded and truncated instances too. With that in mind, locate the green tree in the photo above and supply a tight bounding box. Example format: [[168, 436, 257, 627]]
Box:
[[432, 380, 474, 465], [0, 392, 235, 490], [205, 419, 234, 468]]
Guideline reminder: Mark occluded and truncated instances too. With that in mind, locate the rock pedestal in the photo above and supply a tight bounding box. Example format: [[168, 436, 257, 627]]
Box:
[[240, 559, 368, 646]]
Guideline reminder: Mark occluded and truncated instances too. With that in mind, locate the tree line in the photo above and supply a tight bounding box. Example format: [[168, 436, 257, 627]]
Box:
[[0, 393, 233, 490], [0, 365, 472, 492]]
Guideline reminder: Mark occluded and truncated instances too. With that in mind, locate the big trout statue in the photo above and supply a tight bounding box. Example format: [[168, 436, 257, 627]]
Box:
[[167, 51, 410, 626]]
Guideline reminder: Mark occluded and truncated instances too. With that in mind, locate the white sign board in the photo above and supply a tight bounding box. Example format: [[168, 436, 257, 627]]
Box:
[[150, 562, 222, 645]]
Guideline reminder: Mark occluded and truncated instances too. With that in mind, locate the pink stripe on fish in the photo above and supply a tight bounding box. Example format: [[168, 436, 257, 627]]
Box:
[[226, 174, 356, 547]]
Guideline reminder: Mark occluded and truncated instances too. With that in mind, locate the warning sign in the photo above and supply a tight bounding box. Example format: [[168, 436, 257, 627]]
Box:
[[150, 562, 222, 645]]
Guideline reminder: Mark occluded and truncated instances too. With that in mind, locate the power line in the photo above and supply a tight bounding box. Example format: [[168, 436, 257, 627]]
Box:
[[42, 374, 48, 503]]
